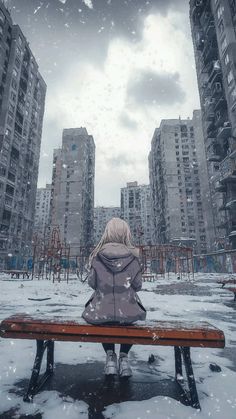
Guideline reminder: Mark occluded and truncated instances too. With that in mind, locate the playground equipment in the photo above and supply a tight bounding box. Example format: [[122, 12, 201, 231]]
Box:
[[139, 245, 194, 280], [31, 237, 194, 282], [31, 226, 70, 282]]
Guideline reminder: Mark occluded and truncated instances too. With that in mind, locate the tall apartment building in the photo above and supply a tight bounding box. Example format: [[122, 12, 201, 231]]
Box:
[[149, 111, 215, 254], [50, 128, 95, 255], [0, 2, 46, 264], [94, 206, 120, 244], [33, 184, 51, 238], [190, 0, 236, 249], [120, 182, 152, 246]]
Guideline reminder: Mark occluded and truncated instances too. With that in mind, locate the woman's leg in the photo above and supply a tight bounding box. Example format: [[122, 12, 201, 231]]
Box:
[[102, 343, 115, 353], [103, 343, 117, 375], [119, 344, 132, 377], [120, 344, 132, 354]]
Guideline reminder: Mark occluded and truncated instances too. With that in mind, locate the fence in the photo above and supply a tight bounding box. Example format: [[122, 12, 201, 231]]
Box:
[[193, 250, 236, 273]]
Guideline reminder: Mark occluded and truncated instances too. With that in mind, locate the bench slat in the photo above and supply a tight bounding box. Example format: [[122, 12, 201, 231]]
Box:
[[0, 315, 225, 348]]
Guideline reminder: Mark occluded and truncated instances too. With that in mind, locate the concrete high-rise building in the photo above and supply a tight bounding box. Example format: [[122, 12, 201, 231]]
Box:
[[120, 182, 152, 246], [149, 111, 215, 254], [0, 1, 46, 265], [94, 206, 120, 244], [34, 184, 51, 238], [50, 128, 95, 255], [190, 0, 236, 249]]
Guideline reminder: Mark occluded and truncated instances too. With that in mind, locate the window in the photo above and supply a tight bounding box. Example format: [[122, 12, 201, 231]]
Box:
[[10, 92, 16, 102], [8, 103, 15, 114], [225, 54, 230, 65], [15, 46, 21, 56], [12, 68, 18, 78], [15, 58, 21, 68], [0, 10, 5, 24], [217, 5, 224, 20], [229, 77, 236, 96], [219, 20, 224, 35], [227, 70, 234, 85], [221, 36, 228, 52], [7, 115, 13, 126], [11, 79, 17, 90]]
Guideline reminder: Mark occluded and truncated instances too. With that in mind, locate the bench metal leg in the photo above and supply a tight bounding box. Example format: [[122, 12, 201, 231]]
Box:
[[174, 346, 201, 410], [174, 346, 183, 378], [23, 340, 54, 402]]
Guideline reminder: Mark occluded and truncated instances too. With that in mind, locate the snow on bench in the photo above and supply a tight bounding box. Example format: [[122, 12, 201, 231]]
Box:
[[0, 314, 225, 409]]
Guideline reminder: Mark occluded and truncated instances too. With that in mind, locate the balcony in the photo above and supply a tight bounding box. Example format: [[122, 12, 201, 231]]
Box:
[[219, 202, 227, 211], [208, 60, 221, 85], [191, 0, 205, 19], [211, 82, 223, 99], [202, 39, 218, 65], [204, 103, 215, 121], [217, 124, 231, 140], [207, 153, 221, 162], [214, 111, 228, 129], [207, 141, 222, 162], [215, 181, 226, 192], [219, 156, 236, 183], [214, 96, 227, 112], [229, 224, 236, 238], [226, 199, 236, 208], [205, 19, 215, 38], [206, 120, 216, 136], [195, 30, 205, 51]]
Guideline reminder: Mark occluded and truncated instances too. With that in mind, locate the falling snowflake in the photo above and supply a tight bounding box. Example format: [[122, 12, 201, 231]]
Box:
[[82, 0, 93, 9]]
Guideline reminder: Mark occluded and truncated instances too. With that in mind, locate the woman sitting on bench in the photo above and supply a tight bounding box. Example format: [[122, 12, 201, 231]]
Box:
[[82, 217, 146, 378]]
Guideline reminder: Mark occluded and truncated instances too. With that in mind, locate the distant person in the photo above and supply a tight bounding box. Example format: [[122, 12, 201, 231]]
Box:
[[82, 217, 146, 378]]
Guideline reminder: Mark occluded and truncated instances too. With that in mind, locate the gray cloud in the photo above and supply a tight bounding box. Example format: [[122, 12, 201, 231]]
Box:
[[127, 70, 186, 107], [119, 112, 138, 130], [9, 0, 188, 74], [106, 153, 135, 169]]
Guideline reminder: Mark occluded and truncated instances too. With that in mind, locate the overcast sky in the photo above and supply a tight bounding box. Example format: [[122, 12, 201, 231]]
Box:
[[8, 0, 200, 206]]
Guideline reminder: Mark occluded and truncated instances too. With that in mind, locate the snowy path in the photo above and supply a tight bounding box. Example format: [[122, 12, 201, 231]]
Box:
[[0, 273, 235, 418]]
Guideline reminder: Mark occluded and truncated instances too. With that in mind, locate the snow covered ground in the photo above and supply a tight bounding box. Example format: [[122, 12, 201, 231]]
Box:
[[0, 272, 235, 418]]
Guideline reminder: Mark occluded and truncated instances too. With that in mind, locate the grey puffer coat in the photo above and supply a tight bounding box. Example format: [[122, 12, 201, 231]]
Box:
[[82, 242, 146, 325]]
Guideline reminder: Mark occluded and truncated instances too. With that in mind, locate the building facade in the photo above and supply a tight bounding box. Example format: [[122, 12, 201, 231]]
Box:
[[94, 206, 120, 244], [190, 0, 236, 249], [0, 1, 46, 265], [33, 184, 51, 238], [149, 111, 215, 254], [50, 128, 95, 255], [120, 182, 152, 246]]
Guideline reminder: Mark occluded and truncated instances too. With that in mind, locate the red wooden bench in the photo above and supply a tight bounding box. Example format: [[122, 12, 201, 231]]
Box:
[[142, 273, 155, 282], [4, 270, 30, 279], [0, 315, 225, 409]]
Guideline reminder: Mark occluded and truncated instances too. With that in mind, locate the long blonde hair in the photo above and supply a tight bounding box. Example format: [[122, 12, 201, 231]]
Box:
[[89, 217, 139, 266]]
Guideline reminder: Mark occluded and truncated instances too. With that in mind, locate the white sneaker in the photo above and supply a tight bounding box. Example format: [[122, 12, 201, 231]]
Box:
[[104, 350, 118, 375], [119, 353, 132, 378]]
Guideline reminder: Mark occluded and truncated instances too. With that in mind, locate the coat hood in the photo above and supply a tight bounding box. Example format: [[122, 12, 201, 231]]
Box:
[[97, 242, 135, 273]]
